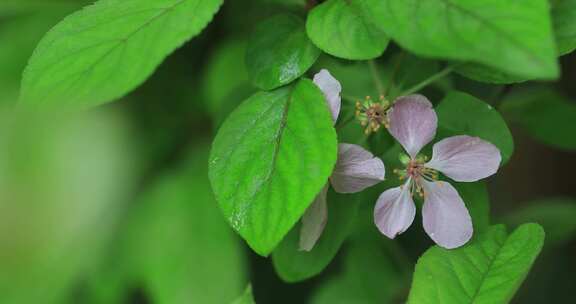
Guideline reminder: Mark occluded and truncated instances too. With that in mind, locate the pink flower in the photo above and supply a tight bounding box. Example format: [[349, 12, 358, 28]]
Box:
[[299, 70, 386, 251], [374, 95, 501, 249]]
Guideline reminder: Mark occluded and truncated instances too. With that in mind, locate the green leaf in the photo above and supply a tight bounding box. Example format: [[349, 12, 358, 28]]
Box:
[[123, 145, 246, 304], [306, 0, 389, 60], [356, 0, 559, 80], [311, 240, 402, 304], [552, 0, 576, 55], [209, 79, 338, 256], [456, 0, 576, 83], [272, 190, 360, 282], [231, 285, 256, 304], [504, 198, 576, 247], [436, 91, 514, 164], [201, 39, 253, 124], [500, 86, 576, 150], [408, 224, 546, 304], [454, 64, 528, 85], [453, 182, 490, 233], [246, 14, 321, 90], [20, 0, 223, 109]]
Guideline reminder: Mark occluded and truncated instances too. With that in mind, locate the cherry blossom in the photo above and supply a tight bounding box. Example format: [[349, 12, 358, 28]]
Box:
[[374, 95, 501, 249]]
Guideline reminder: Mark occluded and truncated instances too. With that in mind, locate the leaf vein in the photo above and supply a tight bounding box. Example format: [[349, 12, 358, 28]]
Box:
[[38, 0, 189, 104]]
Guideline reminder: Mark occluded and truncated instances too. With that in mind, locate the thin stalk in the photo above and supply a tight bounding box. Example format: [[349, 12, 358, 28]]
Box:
[[399, 63, 459, 96], [368, 59, 385, 96], [383, 52, 406, 97]]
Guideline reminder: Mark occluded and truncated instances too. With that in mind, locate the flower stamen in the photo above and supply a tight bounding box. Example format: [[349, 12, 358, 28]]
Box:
[[355, 95, 391, 135], [394, 154, 439, 198]]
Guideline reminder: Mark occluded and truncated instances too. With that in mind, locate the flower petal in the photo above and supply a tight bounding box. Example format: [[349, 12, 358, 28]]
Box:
[[426, 135, 502, 182], [313, 69, 342, 123], [388, 95, 437, 157], [422, 180, 473, 249], [299, 184, 328, 251], [374, 182, 416, 239], [330, 143, 385, 193]]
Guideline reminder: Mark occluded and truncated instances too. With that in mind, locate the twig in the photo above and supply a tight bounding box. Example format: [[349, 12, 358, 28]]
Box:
[[399, 63, 460, 96]]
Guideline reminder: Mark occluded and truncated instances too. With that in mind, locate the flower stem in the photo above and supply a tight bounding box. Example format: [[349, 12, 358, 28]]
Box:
[[368, 59, 385, 96], [383, 52, 405, 97], [399, 63, 459, 96]]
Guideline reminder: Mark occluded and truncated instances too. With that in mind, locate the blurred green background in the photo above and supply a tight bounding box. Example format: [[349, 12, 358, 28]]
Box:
[[0, 0, 575, 303]]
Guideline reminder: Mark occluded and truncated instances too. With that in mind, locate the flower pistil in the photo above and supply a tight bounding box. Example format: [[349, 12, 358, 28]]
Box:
[[394, 154, 439, 198]]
